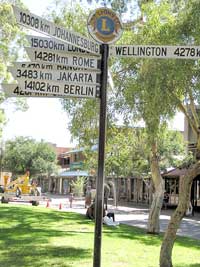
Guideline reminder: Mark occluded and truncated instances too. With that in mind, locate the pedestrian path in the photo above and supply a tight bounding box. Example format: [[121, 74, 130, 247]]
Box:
[[44, 195, 200, 240], [108, 205, 200, 240]]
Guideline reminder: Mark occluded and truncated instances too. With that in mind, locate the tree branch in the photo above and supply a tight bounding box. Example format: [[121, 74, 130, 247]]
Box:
[[177, 99, 198, 135], [188, 87, 200, 128]]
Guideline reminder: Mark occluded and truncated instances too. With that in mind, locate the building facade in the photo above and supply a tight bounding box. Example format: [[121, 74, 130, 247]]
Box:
[[47, 147, 92, 195]]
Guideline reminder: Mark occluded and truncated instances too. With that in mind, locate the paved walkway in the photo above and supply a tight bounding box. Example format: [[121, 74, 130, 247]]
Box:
[[110, 205, 200, 240], [41, 195, 200, 240]]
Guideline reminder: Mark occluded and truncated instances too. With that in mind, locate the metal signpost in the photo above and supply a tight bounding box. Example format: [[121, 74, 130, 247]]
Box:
[[87, 7, 123, 267], [4, 5, 199, 267]]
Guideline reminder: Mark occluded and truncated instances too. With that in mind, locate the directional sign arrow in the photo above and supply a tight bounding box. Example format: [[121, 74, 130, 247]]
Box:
[[12, 5, 100, 55], [11, 62, 101, 73], [16, 78, 100, 98], [26, 35, 93, 55], [3, 83, 97, 98], [8, 66, 101, 85], [25, 47, 101, 70], [1, 83, 63, 98], [109, 45, 200, 59]]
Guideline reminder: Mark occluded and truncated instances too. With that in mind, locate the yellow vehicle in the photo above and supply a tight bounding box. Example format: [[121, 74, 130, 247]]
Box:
[[3, 171, 41, 197]]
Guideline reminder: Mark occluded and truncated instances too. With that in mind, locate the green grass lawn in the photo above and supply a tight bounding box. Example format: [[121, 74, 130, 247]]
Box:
[[0, 204, 200, 267]]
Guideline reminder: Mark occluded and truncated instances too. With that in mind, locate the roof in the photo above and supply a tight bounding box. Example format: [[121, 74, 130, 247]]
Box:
[[162, 168, 186, 178], [59, 170, 89, 177], [61, 145, 98, 157], [60, 147, 84, 157], [56, 147, 71, 155]]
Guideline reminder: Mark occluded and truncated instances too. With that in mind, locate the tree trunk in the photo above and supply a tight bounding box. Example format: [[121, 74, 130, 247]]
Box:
[[147, 183, 163, 234], [160, 162, 200, 267], [147, 142, 164, 234], [108, 180, 117, 206]]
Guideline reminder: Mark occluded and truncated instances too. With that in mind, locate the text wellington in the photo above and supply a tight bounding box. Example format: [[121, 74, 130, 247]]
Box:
[[109, 45, 200, 59], [115, 46, 167, 57]]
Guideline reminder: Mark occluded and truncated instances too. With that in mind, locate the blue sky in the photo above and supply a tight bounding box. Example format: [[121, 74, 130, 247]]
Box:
[[2, 0, 184, 148]]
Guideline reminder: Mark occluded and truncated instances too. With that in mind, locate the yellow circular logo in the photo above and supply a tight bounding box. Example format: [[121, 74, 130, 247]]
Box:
[[87, 8, 123, 44]]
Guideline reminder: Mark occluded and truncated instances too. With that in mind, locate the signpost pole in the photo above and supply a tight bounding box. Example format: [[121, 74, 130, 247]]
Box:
[[93, 43, 109, 267]]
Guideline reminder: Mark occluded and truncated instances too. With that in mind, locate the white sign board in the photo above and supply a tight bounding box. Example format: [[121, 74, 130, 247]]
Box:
[[16, 79, 100, 98], [12, 5, 100, 55], [8, 66, 100, 85], [1, 83, 62, 98], [12, 62, 100, 72], [25, 47, 101, 70], [109, 45, 200, 59], [26, 35, 92, 55]]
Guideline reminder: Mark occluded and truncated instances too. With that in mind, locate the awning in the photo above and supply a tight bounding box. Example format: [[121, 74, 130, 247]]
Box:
[[162, 168, 186, 178], [59, 170, 89, 177]]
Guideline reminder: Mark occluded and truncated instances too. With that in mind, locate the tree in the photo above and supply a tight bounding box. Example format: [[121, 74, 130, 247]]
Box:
[[43, 2, 198, 265], [48, 0, 186, 236], [70, 176, 85, 197], [110, 0, 180, 234], [0, 1, 29, 140], [159, 1, 200, 266], [105, 126, 149, 177], [3, 136, 58, 177], [109, 0, 200, 265], [54, 0, 180, 234], [0, 1, 22, 80]]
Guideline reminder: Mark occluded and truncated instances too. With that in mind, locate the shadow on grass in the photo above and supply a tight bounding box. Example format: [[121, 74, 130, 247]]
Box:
[[0, 226, 93, 247], [0, 245, 91, 267], [103, 224, 162, 246], [103, 223, 200, 250], [1, 204, 199, 258], [0, 205, 93, 267], [0, 205, 90, 226], [174, 235, 200, 251]]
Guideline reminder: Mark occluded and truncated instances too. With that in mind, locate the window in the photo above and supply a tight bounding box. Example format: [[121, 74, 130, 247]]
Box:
[[64, 157, 70, 165]]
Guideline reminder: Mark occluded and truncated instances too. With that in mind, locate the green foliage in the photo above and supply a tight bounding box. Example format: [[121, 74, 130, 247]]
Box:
[[82, 145, 98, 175], [112, 1, 180, 138], [46, 1, 189, 179], [158, 129, 186, 170], [46, 0, 89, 36], [105, 126, 149, 177], [3, 136, 58, 177], [61, 98, 99, 145], [0, 0, 26, 81], [178, 150, 196, 169], [0, 1, 30, 139], [70, 176, 85, 197], [82, 126, 184, 178], [86, 0, 131, 14]]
